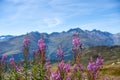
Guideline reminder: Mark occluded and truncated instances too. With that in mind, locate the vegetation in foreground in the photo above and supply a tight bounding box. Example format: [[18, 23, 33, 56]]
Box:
[[0, 33, 120, 80]]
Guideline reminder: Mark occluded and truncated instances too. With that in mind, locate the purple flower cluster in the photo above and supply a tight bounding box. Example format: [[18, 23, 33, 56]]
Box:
[[96, 54, 104, 66], [58, 61, 71, 79], [23, 34, 30, 47], [0, 55, 7, 65], [33, 49, 39, 63], [9, 57, 15, 64], [58, 61, 65, 70], [16, 66, 21, 72], [72, 33, 82, 62], [0, 55, 7, 67], [9, 57, 16, 69], [87, 55, 103, 80], [38, 37, 46, 65], [45, 58, 51, 79], [49, 61, 71, 80], [74, 63, 84, 72], [70, 62, 85, 80], [45, 58, 51, 70], [87, 60, 96, 71], [72, 33, 82, 51], [50, 71, 60, 80], [63, 63, 70, 72], [0, 55, 8, 79], [38, 38, 46, 51], [58, 61, 70, 72], [56, 45, 64, 61], [87, 55, 103, 71], [3, 54, 7, 59], [9, 57, 21, 71], [104, 76, 109, 80]]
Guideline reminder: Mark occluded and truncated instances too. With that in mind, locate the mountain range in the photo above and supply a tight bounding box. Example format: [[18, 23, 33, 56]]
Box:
[[0, 28, 120, 60]]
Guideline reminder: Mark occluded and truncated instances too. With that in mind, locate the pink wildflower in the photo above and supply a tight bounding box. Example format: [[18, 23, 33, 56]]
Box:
[[58, 60, 65, 70], [50, 72, 60, 80], [96, 54, 103, 66], [63, 63, 70, 72], [56, 45, 64, 61], [72, 33, 82, 51], [23, 34, 30, 47], [38, 38, 46, 51]]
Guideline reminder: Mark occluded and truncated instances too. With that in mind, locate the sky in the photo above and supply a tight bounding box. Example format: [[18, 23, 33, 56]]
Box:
[[0, 0, 120, 36]]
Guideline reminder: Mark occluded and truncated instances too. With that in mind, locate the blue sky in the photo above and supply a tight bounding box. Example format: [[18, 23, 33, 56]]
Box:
[[0, 0, 120, 35]]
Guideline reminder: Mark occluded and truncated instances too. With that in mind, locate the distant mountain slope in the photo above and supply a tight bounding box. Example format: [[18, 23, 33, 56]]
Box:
[[0, 28, 120, 60], [0, 35, 13, 42], [113, 33, 120, 45]]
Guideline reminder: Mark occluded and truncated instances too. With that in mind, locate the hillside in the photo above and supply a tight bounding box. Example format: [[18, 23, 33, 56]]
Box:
[[81, 46, 120, 65]]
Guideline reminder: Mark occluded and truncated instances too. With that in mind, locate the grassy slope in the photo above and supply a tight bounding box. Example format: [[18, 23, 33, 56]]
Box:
[[51, 46, 120, 79]]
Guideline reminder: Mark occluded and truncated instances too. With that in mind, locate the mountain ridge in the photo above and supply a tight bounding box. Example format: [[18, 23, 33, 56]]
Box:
[[0, 28, 120, 60]]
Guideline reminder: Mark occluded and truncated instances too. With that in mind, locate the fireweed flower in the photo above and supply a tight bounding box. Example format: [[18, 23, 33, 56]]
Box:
[[33, 49, 39, 55], [96, 58, 103, 65], [2, 54, 7, 59], [58, 60, 65, 70], [16, 65, 21, 72], [23, 33, 30, 58], [66, 77, 71, 80], [50, 72, 60, 80], [38, 38, 46, 51], [87, 59, 99, 76], [73, 64, 78, 71], [72, 33, 82, 63], [38, 37, 46, 66], [37, 36, 46, 80], [9, 57, 16, 69], [57, 61, 71, 79], [0, 55, 7, 66], [23, 33, 30, 80], [73, 62, 84, 72], [87, 61, 95, 71], [77, 63, 84, 72], [9, 57, 14, 63], [56, 45, 64, 61], [23, 33, 30, 47], [104, 76, 109, 80], [72, 63, 84, 80], [72, 62, 84, 80], [45, 58, 51, 69], [33, 49, 39, 63], [45, 58, 51, 79], [0, 55, 7, 64], [66, 74, 72, 80], [63, 63, 70, 72], [87, 56, 103, 80], [72, 33, 82, 51], [96, 54, 103, 66]]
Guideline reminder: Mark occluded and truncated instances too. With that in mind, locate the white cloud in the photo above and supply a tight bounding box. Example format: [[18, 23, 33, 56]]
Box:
[[43, 17, 62, 27]]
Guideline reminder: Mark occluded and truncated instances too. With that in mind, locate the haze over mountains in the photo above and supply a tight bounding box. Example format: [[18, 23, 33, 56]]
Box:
[[0, 28, 120, 60]]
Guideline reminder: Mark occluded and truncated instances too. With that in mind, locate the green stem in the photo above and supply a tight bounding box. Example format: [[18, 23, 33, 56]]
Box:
[[0, 73, 2, 80], [25, 59, 28, 80]]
